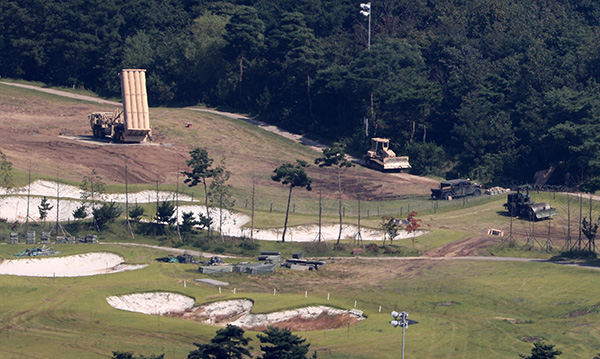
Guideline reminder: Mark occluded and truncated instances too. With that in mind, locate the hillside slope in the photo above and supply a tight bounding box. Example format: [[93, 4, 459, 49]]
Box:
[[0, 82, 437, 202]]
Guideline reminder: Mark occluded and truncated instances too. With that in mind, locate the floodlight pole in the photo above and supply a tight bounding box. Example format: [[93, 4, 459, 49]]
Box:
[[391, 311, 411, 359], [360, 3, 371, 50]]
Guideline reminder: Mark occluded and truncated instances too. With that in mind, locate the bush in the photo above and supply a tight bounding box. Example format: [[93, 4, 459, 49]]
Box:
[[366, 243, 379, 253], [384, 245, 400, 254], [238, 240, 259, 252], [300, 241, 329, 256]]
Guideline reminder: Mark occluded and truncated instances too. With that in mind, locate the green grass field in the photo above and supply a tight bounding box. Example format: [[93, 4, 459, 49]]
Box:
[[1, 241, 600, 358], [2, 81, 600, 358]]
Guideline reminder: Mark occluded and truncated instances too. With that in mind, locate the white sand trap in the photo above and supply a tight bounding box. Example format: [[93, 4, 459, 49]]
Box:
[[0, 252, 146, 277], [106, 295, 365, 331], [0, 180, 425, 242], [106, 292, 195, 315]]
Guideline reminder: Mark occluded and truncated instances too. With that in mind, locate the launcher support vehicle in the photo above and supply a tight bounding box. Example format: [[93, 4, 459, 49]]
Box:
[[504, 187, 557, 221], [431, 179, 483, 200], [88, 69, 151, 142]]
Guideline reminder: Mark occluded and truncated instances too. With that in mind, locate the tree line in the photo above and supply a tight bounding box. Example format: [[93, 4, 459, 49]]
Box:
[[112, 325, 316, 359], [3, 0, 600, 188]]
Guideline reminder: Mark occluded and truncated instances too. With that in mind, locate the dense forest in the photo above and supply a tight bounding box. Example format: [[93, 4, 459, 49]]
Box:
[[2, 0, 600, 189]]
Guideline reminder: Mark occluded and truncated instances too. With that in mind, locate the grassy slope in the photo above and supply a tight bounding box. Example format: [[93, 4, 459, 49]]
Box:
[[2, 83, 600, 358], [1, 245, 600, 358]]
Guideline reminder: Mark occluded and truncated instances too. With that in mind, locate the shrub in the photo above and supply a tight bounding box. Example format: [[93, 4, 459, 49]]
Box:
[[366, 243, 379, 253]]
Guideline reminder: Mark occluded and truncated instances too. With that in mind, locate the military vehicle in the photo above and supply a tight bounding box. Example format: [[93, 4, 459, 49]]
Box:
[[431, 179, 483, 200], [89, 69, 151, 142], [364, 138, 411, 171], [504, 187, 557, 221]]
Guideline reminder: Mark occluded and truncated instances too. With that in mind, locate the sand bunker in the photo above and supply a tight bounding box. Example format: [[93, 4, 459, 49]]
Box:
[[0, 252, 146, 277], [1, 180, 424, 242], [106, 294, 365, 331], [107, 292, 195, 315]]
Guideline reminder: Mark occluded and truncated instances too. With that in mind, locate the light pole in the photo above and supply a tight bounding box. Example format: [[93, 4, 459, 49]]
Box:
[[360, 2, 371, 50], [390, 311, 417, 359]]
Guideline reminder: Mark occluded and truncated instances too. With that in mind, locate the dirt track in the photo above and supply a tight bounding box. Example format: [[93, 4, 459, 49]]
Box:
[[0, 81, 438, 200]]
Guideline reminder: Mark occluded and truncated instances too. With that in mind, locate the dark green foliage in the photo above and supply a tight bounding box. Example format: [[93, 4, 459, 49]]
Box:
[[93, 201, 122, 230], [129, 204, 144, 221], [519, 341, 562, 359], [112, 351, 165, 359], [7, 0, 600, 186], [38, 196, 53, 223], [180, 211, 197, 233], [72, 204, 87, 221], [258, 327, 310, 359], [155, 201, 175, 225], [188, 324, 252, 359]]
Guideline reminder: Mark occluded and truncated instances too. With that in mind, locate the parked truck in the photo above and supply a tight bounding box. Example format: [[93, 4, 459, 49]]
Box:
[[89, 69, 151, 142], [431, 179, 483, 200], [364, 138, 411, 171]]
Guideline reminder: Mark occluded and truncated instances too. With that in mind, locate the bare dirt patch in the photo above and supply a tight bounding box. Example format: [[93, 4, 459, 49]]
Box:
[[424, 236, 498, 257], [0, 82, 436, 200]]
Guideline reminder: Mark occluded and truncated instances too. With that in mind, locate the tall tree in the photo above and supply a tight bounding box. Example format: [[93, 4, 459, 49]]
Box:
[[183, 148, 216, 237], [188, 324, 252, 359], [80, 169, 106, 207], [208, 161, 235, 242], [223, 6, 265, 104], [271, 160, 312, 242], [258, 327, 311, 359], [314, 143, 352, 244]]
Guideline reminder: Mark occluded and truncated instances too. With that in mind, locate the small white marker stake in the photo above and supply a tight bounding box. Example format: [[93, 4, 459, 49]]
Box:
[[354, 300, 357, 308], [305, 291, 308, 298], [219, 287, 222, 293], [327, 293, 330, 301], [233, 288, 237, 294]]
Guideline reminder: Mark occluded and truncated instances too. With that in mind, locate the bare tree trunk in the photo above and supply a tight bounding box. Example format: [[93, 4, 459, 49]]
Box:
[[337, 169, 343, 245], [202, 178, 211, 238], [307, 74, 315, 124], [238, 52, 244, 102], [410, 120, 416, 143], [282, 185, 293, 242]]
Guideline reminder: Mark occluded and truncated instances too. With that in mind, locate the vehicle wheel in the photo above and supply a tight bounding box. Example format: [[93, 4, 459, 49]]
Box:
[[473, 189, 482, 196]]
